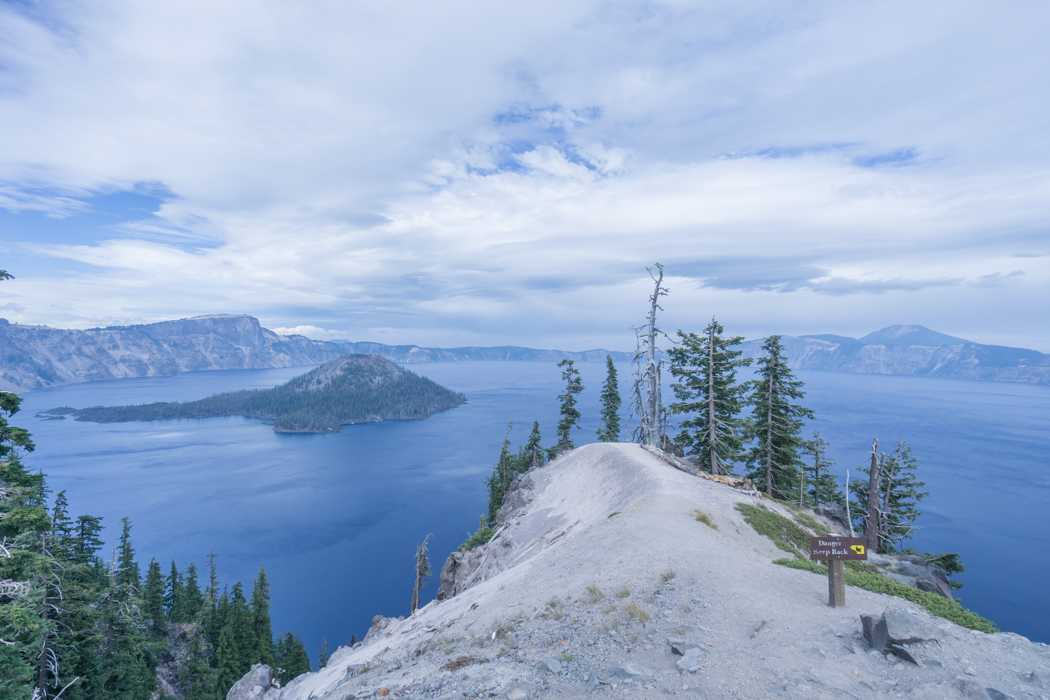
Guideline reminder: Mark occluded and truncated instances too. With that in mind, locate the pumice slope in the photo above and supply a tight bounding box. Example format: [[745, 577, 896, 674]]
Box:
[[234, 443, 1050, 700]]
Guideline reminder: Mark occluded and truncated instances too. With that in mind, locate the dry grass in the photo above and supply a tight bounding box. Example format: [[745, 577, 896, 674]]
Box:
[[614, 584, 631, 599], [624, 601, 649, 622], [661, 569, 676, 583], [693, 509, 718, 529], [584, 583, 606, 603]]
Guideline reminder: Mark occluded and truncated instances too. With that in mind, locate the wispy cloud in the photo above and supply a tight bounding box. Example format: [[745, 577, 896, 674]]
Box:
[[0, 1, 1048, 350]]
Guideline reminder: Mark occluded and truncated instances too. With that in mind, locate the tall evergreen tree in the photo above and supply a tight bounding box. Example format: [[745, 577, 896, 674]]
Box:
[[250, 568, 274, 666], [804, 432, 841, 507], [227, 582, 256, 675], [182, 563, 205, 620], [143, 559, 167, 635], [165, 560, 185, 623], [274, 632, 311, 684], [180, 631, 217, 700], [669, 318, 751, 474], [214, 625, 240, 695], [73, 515, 103, 566], [744, 335, 815, 499], [597, 355, 622, 442], [115, 517, 140, 597], [553, 359, 583, 453]]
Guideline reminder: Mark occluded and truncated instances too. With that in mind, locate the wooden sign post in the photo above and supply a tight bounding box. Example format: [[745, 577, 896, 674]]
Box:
[[810, 536, 867, 607]]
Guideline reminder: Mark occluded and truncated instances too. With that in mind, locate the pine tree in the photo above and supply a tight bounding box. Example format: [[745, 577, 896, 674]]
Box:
[[182, 563, 205, 621], [804, 432, 841, 508], [180, 631, 217, 700], [485, 423, 515, 525], [318, 638, 329, 669], [214, 625, 240, 695], [227, 582, 256, 676], [143, 559, 167, 635], [744, 335, 815, 499], [115, 517, 140, 598], [250, 568, 274, 666], [519, 421, 545, 470], [553, 359, 583, 454], [851, 436, 928, 552], [669, 318, 751, 474], [597, 355, 622, 442], [274, 632, 310, 682], [73, 515, 104, 565], [165, 560, 185, 623]]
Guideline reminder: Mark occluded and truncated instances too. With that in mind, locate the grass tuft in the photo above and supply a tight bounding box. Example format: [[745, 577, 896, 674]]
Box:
[[660, 569, 676, 583], [615, 585, 631, 599], [584, 583, 606, 603], [624, 601, 649, 622], [693, 509, 718, 529]]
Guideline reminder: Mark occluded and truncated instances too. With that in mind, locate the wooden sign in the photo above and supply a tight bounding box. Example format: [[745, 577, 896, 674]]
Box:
[[810, 537, 868, 561]]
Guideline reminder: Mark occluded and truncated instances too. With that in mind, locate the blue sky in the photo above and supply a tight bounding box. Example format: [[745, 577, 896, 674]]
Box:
[[1, 1, 1048, 351]]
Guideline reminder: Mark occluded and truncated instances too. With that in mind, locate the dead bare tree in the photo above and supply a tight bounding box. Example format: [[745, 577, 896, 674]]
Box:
[[864, 438, 884, 552], [630, 264, 670, 448], [410, 534, 432, 614]]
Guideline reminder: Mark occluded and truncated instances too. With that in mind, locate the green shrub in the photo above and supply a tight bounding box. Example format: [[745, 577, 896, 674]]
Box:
[[734, 503, 811, 557], [459, 515, 496, 551]]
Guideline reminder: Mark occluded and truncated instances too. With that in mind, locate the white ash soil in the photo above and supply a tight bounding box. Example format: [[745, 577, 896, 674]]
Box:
[[272, 444, 1050, 699]]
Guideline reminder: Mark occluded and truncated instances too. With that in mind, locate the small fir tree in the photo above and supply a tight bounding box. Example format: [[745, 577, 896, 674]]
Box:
[[165, 560, 185, 623], [318, 638, 329, 669], [115, 517, 140, 597], [520, 420, 545, 470], [227, 582, 256, 676], [597, 355, 622, 442], [804, 431, 841, 507], [180, 631, 217, 700], [553, 359, 583, 454], [250, 568, 275, 666], [182, 562, 205, 620], [744, 335, 814, 499], [669, 318, 751, 474], [143, 559, 167, 635]]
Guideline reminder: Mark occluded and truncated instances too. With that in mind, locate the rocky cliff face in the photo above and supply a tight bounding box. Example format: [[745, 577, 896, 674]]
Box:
[[0, 315, 345, 391], [739, 325, 1050, 385]]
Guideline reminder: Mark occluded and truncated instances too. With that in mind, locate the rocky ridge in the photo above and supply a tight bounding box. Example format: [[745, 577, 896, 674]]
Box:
[[228, 444, 1049, 700]]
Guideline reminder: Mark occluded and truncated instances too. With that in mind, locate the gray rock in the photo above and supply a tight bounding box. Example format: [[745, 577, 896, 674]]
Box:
[[861, 614, 888, 652], [615, 662, 654, 678], [226, 664, 279, 700], [815, 502, 850, 530], [676, 648, 703, 674], [986, 690, 1017, 700], [1025, 670, 1045, 688], [670, 641, 703, 656], [883, 606, 939, 644], [887, 643, 920, 666], [538, 657, 561, 674], [505, 684, 531, 700], [585, 672, 600, 692], [955, 676, 992, 699]]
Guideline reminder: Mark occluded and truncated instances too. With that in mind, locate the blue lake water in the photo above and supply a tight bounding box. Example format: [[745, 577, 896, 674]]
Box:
[[13, 362, 1050, 662]]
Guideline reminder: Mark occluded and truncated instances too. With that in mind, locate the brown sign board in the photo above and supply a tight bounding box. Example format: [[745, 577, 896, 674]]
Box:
[[810, 537, 868, 561]]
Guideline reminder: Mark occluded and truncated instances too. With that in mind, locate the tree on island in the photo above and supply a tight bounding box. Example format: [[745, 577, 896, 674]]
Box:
[[597, 355, 622, 442], [553, 359, 583, 454], [744, 335, 814, 499], [669, 318, 751, 474]]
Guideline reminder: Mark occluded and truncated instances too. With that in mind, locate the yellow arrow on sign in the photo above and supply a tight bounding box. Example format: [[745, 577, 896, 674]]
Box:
[[850, 545, 866, 555]]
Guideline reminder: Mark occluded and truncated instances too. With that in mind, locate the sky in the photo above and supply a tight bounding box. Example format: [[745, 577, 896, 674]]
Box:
[[1, 1, 1048, 352]]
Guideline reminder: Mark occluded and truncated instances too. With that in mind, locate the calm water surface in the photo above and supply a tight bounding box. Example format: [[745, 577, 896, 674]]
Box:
[[15, 362, 1050, 661]]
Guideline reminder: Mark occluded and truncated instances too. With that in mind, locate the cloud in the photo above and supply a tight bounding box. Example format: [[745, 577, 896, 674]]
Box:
[[0, 1, 1049, 349]]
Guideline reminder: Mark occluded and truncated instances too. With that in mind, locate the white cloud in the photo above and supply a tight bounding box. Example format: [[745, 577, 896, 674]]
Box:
[[1, 1, 1049, 350]]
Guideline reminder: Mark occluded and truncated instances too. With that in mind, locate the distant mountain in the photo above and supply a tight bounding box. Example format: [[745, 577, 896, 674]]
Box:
[[738, 325, 1050, 385], [65, 354, 466, 433], [0, 314, 631, 392]]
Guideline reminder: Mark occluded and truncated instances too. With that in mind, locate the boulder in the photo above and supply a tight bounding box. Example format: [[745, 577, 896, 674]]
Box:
[[883, 606, 939, 644], [226, 664, 280, 700], [676, 648, 703, 673], [815, 502, 851, 531], [861, 614, 888, 653]]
